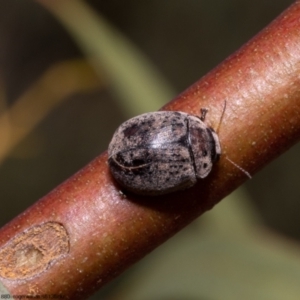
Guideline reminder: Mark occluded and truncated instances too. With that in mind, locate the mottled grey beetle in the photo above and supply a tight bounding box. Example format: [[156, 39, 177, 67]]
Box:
[[108, 108, 221, 195]]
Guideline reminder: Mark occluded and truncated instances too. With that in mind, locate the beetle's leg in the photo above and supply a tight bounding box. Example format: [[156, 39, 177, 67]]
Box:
[[200, 108, 208, 121]]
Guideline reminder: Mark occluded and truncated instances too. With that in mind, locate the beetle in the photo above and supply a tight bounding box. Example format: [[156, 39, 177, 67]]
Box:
[[108, 108, 221, 195]]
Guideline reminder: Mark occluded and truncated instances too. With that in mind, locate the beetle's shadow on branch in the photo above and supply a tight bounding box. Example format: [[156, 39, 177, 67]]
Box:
[[122, 175, 217, 218]]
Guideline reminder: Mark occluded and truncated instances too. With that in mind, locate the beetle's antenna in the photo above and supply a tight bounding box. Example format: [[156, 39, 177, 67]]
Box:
[[225, 157, 252, 179], [215, 99, 227, 134], [215, 100, 251, 179]]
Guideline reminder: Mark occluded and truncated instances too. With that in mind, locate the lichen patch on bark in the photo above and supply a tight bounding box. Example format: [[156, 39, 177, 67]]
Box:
[[0, 222, 69, 280]]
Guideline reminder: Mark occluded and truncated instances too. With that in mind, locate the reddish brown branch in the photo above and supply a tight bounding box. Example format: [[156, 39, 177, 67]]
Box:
[[2, 1, 300, 299]]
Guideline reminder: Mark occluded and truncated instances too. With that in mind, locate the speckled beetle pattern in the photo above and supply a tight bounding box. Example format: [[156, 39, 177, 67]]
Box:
[[108, 109, 221, 195]]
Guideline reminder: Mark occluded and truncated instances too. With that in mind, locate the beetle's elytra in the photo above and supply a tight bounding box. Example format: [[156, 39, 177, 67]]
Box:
[[108, 110, 221, 196]]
